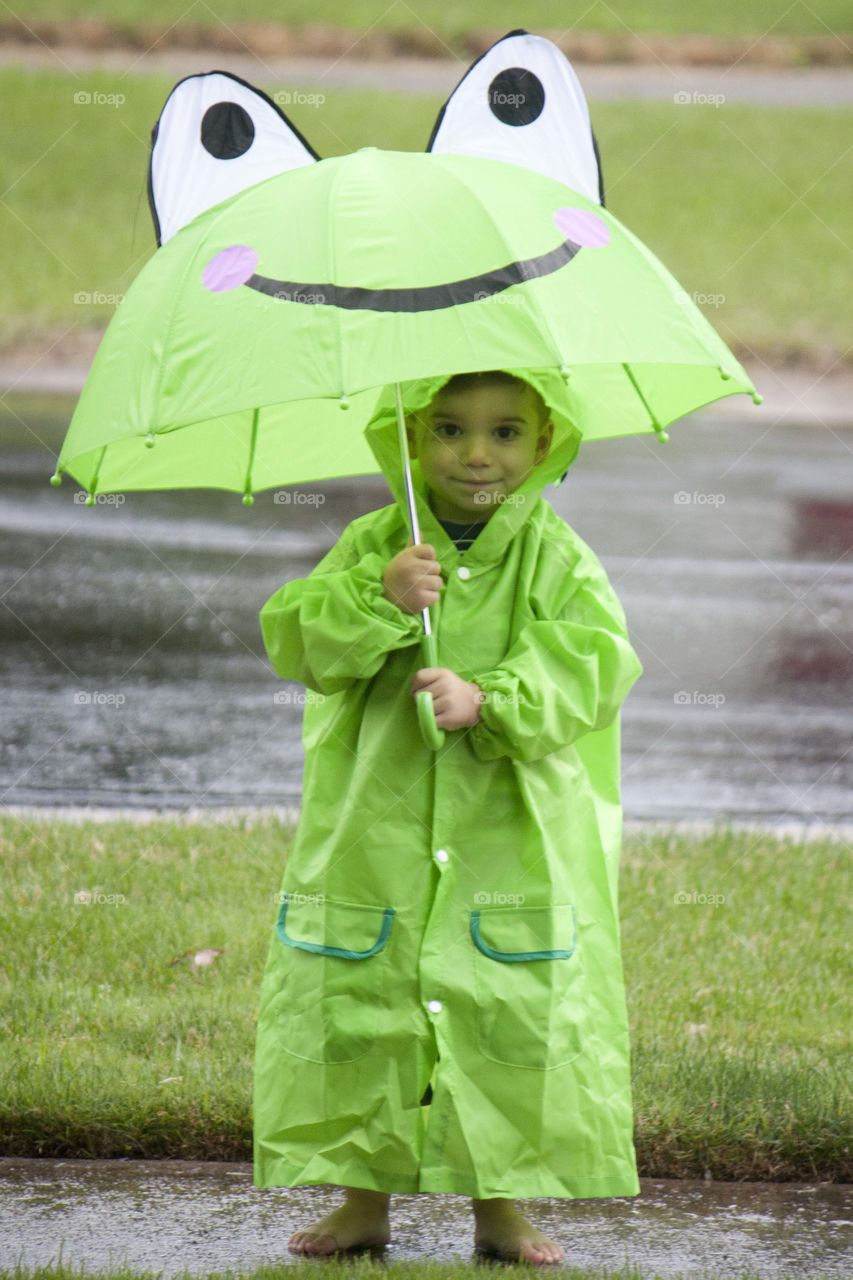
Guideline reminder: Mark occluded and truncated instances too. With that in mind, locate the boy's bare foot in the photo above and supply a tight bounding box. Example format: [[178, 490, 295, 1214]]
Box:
[[472, 1198, 564, 1266], [288, 1187, 391, 1255]]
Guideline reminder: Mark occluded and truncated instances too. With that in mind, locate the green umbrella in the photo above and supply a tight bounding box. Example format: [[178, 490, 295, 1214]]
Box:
[[52, 143, 760, 498], [51, 50, 762, 749]]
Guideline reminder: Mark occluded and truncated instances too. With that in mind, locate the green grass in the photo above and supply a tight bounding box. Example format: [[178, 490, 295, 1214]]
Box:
[[12, 0, 853, 40], [0, 67, 851, 367], [0, 817, 849, 1179], [1, 1266, 842, 1280]]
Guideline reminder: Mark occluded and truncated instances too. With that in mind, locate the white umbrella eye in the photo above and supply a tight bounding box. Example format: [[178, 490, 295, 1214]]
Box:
[[148, 70, 319, 247], [426, 29, 605, 207]]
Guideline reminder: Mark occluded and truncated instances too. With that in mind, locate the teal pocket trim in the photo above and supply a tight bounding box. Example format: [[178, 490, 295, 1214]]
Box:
[[277, 898, 395, 959], [470, 905, 577, 962]]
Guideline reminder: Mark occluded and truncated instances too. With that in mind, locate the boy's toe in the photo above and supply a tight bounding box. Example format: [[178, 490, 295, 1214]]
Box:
[[288, 1230, 338, 1254], [305, 1233, 337, 1253], [521, 1240, 563, 1266]]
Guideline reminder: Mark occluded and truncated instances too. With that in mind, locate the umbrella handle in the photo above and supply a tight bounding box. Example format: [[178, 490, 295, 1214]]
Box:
[[416, 626, 445, 751], [393, 381, 446, 751]]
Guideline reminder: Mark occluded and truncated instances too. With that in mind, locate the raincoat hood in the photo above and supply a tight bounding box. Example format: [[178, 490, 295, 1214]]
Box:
[[364, 366, 583, 561]]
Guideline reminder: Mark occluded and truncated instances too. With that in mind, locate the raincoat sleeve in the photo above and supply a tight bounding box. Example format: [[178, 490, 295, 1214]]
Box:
[[468, 542, 643, 765], [259, 521, 423, 695]]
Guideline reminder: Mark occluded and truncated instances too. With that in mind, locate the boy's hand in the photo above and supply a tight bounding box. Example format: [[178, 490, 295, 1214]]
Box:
[[383, 542, 443, 614], [411, 667, 485, 730]]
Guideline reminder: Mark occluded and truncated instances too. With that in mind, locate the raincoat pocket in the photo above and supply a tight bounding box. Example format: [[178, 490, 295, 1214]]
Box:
[[470, 903, 586, 1070], [273, 894, 395, 1064]]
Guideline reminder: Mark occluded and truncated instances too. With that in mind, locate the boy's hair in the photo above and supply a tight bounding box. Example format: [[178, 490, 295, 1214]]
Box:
[[436, 370, 550, 428]]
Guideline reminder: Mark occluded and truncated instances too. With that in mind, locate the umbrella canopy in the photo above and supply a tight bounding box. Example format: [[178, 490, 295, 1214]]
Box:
[[51, 30, 760, 506]]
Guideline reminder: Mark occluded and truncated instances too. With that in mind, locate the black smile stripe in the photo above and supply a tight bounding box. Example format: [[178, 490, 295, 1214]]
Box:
[[244, 236, 582, 313]]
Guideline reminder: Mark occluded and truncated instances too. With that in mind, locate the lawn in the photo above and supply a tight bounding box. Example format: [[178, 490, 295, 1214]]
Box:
[[11, 0, 853, 40], [0, 67, 850, 368], [1, 1263, 842, 1280], [1, 816, 849, 1181]]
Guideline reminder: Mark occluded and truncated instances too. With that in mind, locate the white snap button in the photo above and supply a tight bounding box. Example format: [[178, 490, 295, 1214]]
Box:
[[435, 849, 449, 862], [427, 999, 443, 1014], [456, 565, 471, 580]]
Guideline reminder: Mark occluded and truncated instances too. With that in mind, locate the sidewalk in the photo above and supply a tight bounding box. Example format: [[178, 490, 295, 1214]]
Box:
[[0, 1156, 849, 1277], [2, 44, 853, 104]]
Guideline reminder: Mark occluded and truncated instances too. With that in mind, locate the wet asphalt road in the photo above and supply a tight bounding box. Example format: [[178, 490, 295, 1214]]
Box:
[[0, 1157, 850, 1277], [1, 393, 852, 826]]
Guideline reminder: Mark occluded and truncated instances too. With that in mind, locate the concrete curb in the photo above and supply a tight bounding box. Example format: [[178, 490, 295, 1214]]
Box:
[[4, 804, 852, 843]]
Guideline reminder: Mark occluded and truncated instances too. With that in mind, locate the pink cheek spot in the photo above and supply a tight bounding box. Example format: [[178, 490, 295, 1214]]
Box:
[[202, 245, 259, 292], [553, 208, 610, 248]]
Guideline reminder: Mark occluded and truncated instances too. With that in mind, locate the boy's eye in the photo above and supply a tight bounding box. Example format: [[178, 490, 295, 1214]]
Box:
[[433, 424, 519, 440]]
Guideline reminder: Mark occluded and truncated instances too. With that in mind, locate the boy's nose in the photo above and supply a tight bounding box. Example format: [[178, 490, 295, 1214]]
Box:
[[462, 445, 491, 466]]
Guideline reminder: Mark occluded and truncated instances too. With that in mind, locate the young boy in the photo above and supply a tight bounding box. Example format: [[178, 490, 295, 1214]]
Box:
[[252, 368, 644, 1267]]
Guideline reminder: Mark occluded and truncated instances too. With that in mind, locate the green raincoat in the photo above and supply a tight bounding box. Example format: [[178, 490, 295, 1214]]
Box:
[[252, 369, 645, 1199]]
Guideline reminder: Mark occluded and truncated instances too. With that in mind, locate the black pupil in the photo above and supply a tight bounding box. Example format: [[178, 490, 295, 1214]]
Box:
[[200, 101, 255, 160], [488, 67, 545, 127]]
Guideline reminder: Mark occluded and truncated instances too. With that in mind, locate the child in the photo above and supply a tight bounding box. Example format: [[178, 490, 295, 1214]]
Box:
[[252, 367, 644, 1267]]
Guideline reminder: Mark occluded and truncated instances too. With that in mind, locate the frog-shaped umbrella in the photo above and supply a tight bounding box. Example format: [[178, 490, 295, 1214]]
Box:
[[51, 29, 762, 748]]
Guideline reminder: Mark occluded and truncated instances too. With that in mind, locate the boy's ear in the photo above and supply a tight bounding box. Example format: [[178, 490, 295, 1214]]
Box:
[[425, 29, 604, 207], [148, 70, 321, 246], [535, 420, 554, 463]]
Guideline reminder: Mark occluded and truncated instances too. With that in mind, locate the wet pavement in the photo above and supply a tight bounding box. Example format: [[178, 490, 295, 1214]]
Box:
[[0, 1158, 850, 1277], [1, 390, 853, 825]]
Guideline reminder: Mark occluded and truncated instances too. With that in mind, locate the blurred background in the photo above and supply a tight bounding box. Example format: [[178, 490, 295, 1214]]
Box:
[[2, 0, 852, 826]]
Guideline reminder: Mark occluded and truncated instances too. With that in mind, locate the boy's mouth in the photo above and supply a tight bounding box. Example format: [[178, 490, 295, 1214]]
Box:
[[202, 208, 610, 313]]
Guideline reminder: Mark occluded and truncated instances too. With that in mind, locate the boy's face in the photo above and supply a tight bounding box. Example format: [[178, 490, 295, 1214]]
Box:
[[407, 381, 553, 524]]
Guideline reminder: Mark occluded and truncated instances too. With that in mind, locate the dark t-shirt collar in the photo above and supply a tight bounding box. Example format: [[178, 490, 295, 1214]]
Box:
[[436, 515, 489, 551]]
